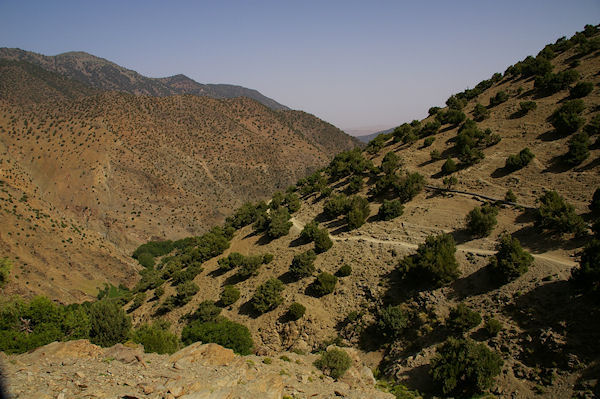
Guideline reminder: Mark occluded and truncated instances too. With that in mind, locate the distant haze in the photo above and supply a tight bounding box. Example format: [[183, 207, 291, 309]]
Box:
[[1, 0, 598, 132]]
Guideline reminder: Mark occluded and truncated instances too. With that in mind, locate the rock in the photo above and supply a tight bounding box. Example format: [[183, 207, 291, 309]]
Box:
[[169, 343, 235, 367], [21, 340, 102, 363], [103, 343, 144, 364]]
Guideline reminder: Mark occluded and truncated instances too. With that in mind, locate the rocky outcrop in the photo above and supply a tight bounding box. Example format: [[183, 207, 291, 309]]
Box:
[[2, 340, 394, 398]]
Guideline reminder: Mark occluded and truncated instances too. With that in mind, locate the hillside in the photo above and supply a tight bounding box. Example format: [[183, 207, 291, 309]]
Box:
[[2, 26, 600, 399], [0, 61, 359, 302], [0, 48, 288, 110]]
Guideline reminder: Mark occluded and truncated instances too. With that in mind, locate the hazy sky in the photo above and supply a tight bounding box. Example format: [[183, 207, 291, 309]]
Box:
[[1, 1, 599, 133]]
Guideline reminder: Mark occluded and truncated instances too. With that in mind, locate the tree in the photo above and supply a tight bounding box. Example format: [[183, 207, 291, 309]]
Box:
[[518, 101, 537, 116], [133, 321, 179, 354], [346, 196, 370, 229], [219, 285, 240, 306], [310, 272, 337, 297], [300, 220, 320, 242], [88, 300, 131, 347], [313, 229, 333, 253], [488, 234, 533, 283], [378, 199, 404, 221], [289, 250, 317, 279], [251, 278, 284, 314], [430, 338, 503, 397], [314, 348, 352, 379], [570, 239, 600, 295], [377, 305, 409, 340], [489, 91, 509, 106], [472, 103, 490, 121], [535, 190, 586, 235], [590, 188, 600, 215], [565, 132, 590, 166], [266, 207, 292, 239], [549, 100, 585, 136], [570, 81, 594, 98], [287, 302, 306, 321], [447, 304, 482, 333], [190, 300, 222, 323], [441, 157, 457, 175], [398, 233, 460, 287], [465, 204, 498, 237], [505, 148, 535, 171], [181, 318, 253, 355]]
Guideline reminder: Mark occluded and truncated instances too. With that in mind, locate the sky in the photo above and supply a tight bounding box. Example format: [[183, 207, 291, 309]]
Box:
[[1, 1, 599, 134]]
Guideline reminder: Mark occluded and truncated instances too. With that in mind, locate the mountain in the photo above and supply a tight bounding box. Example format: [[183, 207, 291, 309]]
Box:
[[0, 59, 359, 302], [2, 25, 600, 399], [0, 48, 288, 110], [355, 127, 393, 143]]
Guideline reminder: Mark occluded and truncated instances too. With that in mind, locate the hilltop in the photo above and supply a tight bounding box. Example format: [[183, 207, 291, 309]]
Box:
[[2, 25, 600, 399], [0, 48, 288, 110]]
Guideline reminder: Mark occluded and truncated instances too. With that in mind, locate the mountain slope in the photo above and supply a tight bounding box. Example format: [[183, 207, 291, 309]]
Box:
[[0, 48, 288, 110]]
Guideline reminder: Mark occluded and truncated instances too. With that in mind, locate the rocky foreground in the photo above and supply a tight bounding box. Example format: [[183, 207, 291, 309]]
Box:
[[0, 340, 393, 399]]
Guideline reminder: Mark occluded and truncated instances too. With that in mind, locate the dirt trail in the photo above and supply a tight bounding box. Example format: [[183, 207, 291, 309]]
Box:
[[290, 217, 577, 267]]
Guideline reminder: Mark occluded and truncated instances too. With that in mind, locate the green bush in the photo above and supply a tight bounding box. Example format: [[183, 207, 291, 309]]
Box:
[[535, 190, 586, 235], [549, 100, 585, 135], [534, 70, 579, 96], [129, 292, 146, 312], [447, 304, 482, 333], [0, 258, 11, 288], [133, 321, 179, 354], [465, 204, 498, 237], [88, 300, 131, 347], [436, 109, 466, 126], [346, 196, 370, 230], [590, 188, 600, 215], [441, 157, 457, 175], [290, 250, 317, 279], [314, 348, 352, 379], [218, 252, 246, 271], [346, 175, 363, 194], [225, 201, 267, 229], [381, 152, 402, 175], [137, 252, 156, 268], [565, 132, 590, 166], [584, 114, 600, 136], [378, 199, 404, 221], [328, 149, 373, 181], [484, 318, 503, 337], [429, 106, 441, 115], [133, 240, 174, 260], [489, 234, 533, 283], [443, 176, 458, 189], [420, 121, 441, 137], [423, 137, 435, 147], [251, 278, 284, 314], [181, 317, 254, 355], [455, 120, 500, 166], [235, 255, 264, 280], [472, 103, 490, 121], [446, 95, 467, 110], [190, 300, 222, 322], [430, 149, 442, 161], [504, 189, 517, 203], [300, 220, 320, 242], [377, 305, 409, 340], [263, 253, 274, 264], [398, 233, 459, 287], [287, 302, 306, 321], [489, 91, 509, 107], [266, 207, 293, 239], [570, 239, 600, 294], [430, 338, 503, 396], [505, 147, 535, 171], [314, 229, 333, 253], [220, 285, 240, 306], [396, 172, 425, 203], [518, 101, 537, 115], [154, 286, 164, 299], [336, 264, 352, 277], [570, 81, 594, 98], [323, 194, 351, 219], [311, 272, 337, 297]]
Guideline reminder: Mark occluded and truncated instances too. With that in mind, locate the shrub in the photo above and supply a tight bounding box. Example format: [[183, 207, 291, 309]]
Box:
[[447, 304, 482, 333], [485, 318, 503, 337], [220, 285, 240, 306], [455, 120, 500, 165], [300, 220, 320, 242], [181, 318, 253, 355], [395, 172, 425, 203], [88, 300, 131, 347], [314, 229, 333, 253], [534, 70, 579, 96], [346, 196, 370, 229], [381, 152, 402, 175], [446, 95, 467, 110], [290, 250, 317, 279], [251, 278, 284, 314], [266, 207, 292, 239], [133, 240, 174, 260], [441, 157, 457, 175], [420, 121, 441, 137], [287, 302, 306, 321], [535, 190, 586, 235], [443, 176, 458, 189], [472, 103, 490, 121], [314, 348, 352, 379], [283, 192, 301, 213], [377, 305, 409, 340], [175, 281, 199, 305], [154, 286, 164, 299], [584, 114, 600, 136], [378, 199, 404, 221], [190, 300, 222, 323], [311, 272, 337, 297], [133, 321, 179, 354], [590, 188, 600, 215], [518, 101, 537, 115], [0, 257, 11, 287], [129, 292, 146, 311], [263, 253, 274, 264], [465, 204, 498, 237], [430, 149, 442, 161], [137, 252, 156, 268], [398, 233, 459, 287], [430, 338, 503, 396], [489, 234, 533, 283], [549, 100, 585, 135], [345, 175, 363, 194], [489, 91, 508, 107], [504, 190, 517, 203], [570, 240, 600, 294], [565, 132, 590, 166], [323, 194, 350, 219], [428, 106, 441, 116], [225, 201, 267, 229], [505, 147, 535, 171], [235, 255, 264, 280], [336, 264, 352, 277], [328, 149, 373, 180], [570, 81, 594, 98], [436, 109, 466, 126], [423, 137, 435, 147]]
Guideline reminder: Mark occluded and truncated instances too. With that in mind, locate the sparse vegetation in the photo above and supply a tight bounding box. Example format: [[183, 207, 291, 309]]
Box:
[[534, 70, 579, 96], [441, 157, 457, 175], [489, 91, 508, 106], [484, 318, 503, 337], [336, 264, 352, 277], [181, 317, 253, 355], [0, 257, 11, 287], [472, 103, 490, 121], [518, 101, 537, 116]]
